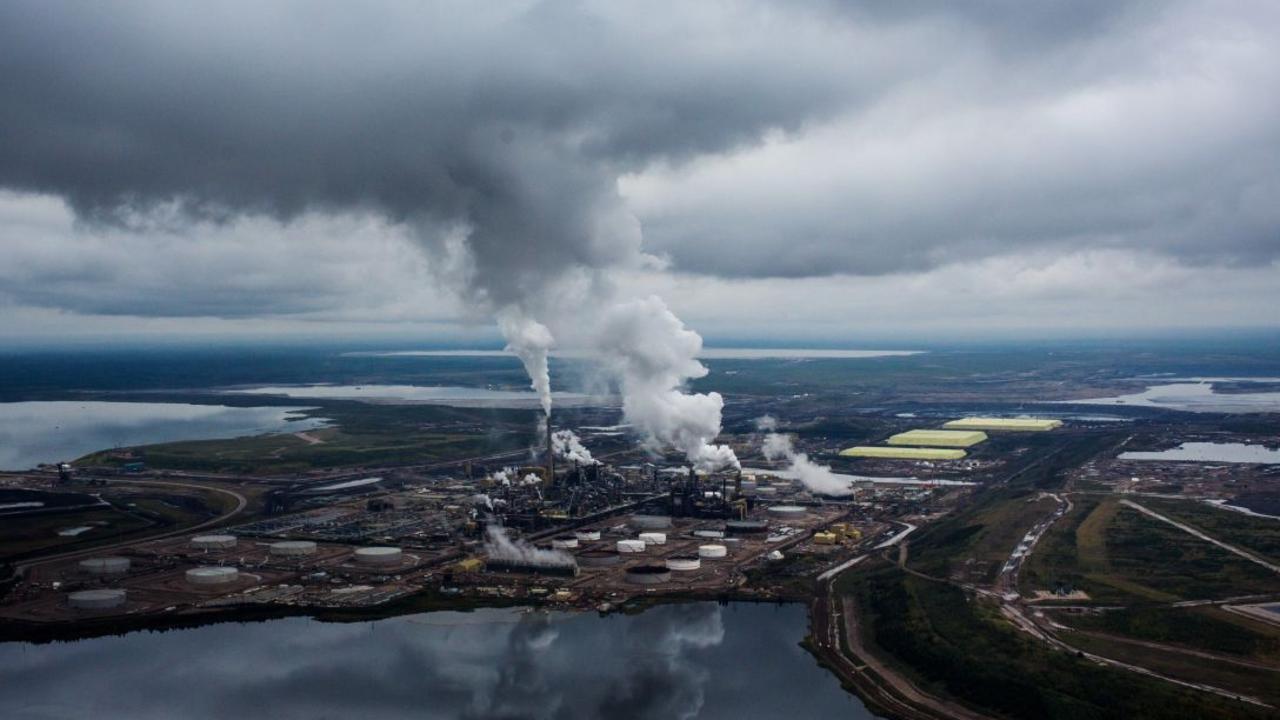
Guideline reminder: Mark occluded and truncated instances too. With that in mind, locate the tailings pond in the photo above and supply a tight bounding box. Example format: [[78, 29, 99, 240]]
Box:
[[0, 602, 878, 719]]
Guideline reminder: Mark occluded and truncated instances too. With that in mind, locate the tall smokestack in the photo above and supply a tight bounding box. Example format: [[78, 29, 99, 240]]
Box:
[[545, 413, 554, 483]]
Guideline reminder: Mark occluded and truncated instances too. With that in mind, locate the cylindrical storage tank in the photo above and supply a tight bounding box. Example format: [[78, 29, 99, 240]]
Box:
[[577, 550, 622, 567], [191, 534, 237, 550], [693, 529, 725, 539], [630, 514, 672, 530], [186, 566, 239, 585], [637, 532, 667, 546], [355, 546, 402, 566], [68, 588, 126, 609], [551, 536, 579, 550], [698, 544, 728, 559], [726, 520, 768, 535], [270, 540, 317, 557], [768, 505, 807, 519], [574, 530, 601, 542], [616, 539, 646, 554], [755, 486, 778, 496], [79, 557, 131, 575], [666, 555, 701, 571], [625, 565, 672, 585]]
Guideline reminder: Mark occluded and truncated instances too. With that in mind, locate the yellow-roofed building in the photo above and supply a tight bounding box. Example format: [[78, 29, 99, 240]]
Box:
[[887, 429, 987, 447], [839, 446, 966, 460], [943, 417, 1063, 432]]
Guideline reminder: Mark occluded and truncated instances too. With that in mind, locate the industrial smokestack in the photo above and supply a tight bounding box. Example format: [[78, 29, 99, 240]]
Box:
[[546, 413, 554, 483]]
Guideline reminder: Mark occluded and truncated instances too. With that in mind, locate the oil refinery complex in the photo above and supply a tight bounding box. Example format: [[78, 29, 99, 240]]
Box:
[[1, 414, 1063, 628]]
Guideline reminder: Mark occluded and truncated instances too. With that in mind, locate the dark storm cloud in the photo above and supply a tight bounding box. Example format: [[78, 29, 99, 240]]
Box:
[[0, 0, 871, 311], [0, 0, 1276, 295]]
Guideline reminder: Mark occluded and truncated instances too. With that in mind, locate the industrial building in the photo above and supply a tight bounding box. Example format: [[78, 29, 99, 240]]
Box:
[[943, 417, 1063, 432], [887, 429, 988, 448], [840, 446, 967, 460]]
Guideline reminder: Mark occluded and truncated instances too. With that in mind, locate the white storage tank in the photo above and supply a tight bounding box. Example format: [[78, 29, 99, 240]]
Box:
[[574, 530, 601, 542], [577, 550, 621, 567], [354, 546, 402, 566], [637, 532, 667, 546], [616, 539, 646, 554], [550, 536, 579, 550], [698, 544, 728, 559], [68, 588, 126, 609], [625, 565, 672, 585], [186, 566, 239, 585], [191, 534, 237, 550], [768, 505, 807, 519], [79, 557, 131, 575], [666, 556, 702, 571], [270, 540, 317, 557], [693, 529, 725, 539]]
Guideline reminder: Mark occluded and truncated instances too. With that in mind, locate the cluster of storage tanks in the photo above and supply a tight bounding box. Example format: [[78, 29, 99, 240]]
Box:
[[66, 533, 409, 609], [560, 513, 737, 585]]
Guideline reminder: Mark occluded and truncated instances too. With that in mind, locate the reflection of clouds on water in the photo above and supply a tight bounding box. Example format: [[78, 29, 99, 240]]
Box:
[[466, 604, 724, 720], [0, 603, 874, 720], [596, 603, 726, 720]]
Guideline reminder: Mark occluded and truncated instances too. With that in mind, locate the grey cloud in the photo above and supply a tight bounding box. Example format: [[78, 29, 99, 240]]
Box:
[[0, 0, 1275, 294]]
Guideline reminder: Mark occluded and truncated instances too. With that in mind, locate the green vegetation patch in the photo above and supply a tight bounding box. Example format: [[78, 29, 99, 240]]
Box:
[[1104, 505, 1280, 601], [1141, 498, 1280, 560], [1059, 606, 1280, 661], [846, 565, 1270, 720]]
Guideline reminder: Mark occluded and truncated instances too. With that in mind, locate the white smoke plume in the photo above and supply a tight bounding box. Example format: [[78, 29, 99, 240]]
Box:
[[755, 415, 779, 433], [471, 493, 494, 511], [489, 469, 512, 486], [594, 296, 738, 472], [551, 429, 594, 465], [521, 473, 542, 486], [759, 422, 852, 496], [484, 525, 575, 568], [497, 306, 555, 416]]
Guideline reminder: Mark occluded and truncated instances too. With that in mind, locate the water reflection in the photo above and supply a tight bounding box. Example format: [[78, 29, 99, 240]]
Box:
[[0, 603, 877, 720]]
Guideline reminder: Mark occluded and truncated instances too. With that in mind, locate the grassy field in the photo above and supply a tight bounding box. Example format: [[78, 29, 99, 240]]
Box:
[[1022, 495, 1280, 603], [842, 564, 1271, 720], [0, 507, 154, 561], [1060, 630, 1280, 707], [1058, 606, 1280, 662], [1140, 498, 1280, 560], [0, 484, 243, 565], [1104, 504, 1280, 601]]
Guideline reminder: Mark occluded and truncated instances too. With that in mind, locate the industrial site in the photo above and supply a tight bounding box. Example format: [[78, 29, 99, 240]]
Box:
[[3, 348, 1280, 720]]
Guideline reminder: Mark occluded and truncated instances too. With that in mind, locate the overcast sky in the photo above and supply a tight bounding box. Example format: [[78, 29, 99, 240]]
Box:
[[1, 1, 1277, 346]]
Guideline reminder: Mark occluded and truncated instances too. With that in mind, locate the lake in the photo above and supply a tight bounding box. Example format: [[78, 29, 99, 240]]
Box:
[[0, 401, 327, 470], [0, 602, 878, 720], [231, 384, 609, 408], [1119, 442, 1280, 464], [1068, 382, 1280, 413]]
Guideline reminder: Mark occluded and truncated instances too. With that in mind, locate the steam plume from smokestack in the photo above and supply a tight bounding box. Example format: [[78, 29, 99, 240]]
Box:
[[498, 306, 554, 416], [484, 525, 574, 568], [551, 429, 594, 464], [594, 296, 738, 472], [758, 417, 851, 496]]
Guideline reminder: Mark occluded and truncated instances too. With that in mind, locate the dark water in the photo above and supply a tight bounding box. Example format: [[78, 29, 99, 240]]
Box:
[[0, 602, 878, 720]]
